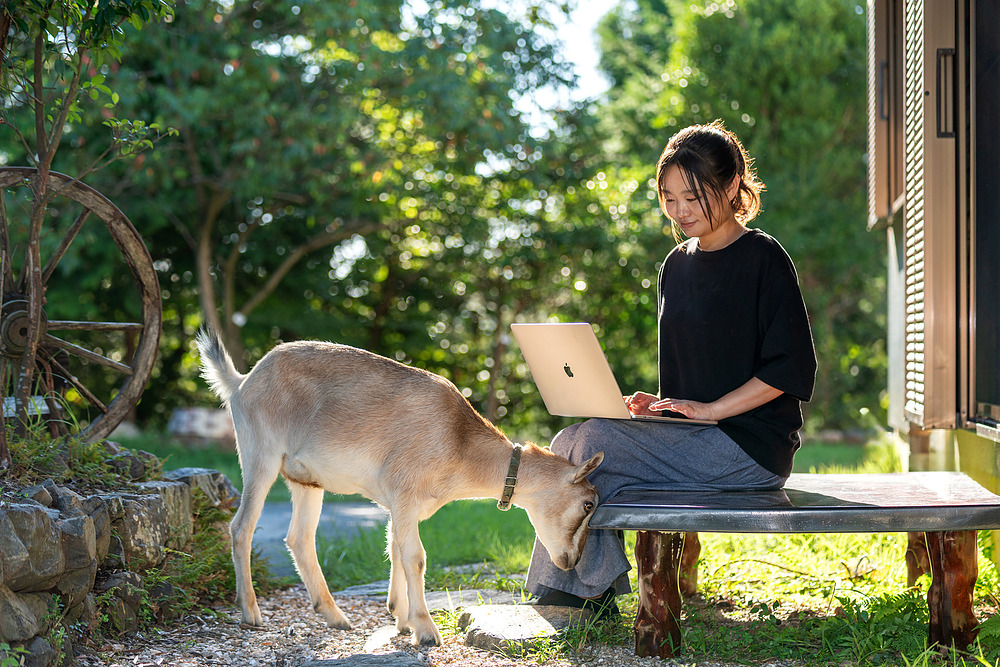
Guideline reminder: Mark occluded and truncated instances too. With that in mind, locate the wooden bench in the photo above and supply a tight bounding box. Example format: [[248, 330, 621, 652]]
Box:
[[589, 471, 1000, 658]]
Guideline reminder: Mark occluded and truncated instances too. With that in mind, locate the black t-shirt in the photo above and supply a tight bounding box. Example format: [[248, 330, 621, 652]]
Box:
[[657, 228, 817, 477]]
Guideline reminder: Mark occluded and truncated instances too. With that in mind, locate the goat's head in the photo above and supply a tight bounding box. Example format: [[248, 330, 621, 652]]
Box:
[[520, 451, 604, 571]]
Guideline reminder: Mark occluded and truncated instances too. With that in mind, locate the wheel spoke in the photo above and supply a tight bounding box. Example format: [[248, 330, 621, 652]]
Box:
[[43, 334, 133, 375], [41, 207, 91, 285], [47, 320, 144, 333], [0, 194, 14, 289], [40, 349, 108, 413]]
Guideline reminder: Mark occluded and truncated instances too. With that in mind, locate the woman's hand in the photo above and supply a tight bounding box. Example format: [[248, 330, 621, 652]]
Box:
[[649, 397, 716, 421], [651, 378, 784, 422], [624, 391, 660, 416]]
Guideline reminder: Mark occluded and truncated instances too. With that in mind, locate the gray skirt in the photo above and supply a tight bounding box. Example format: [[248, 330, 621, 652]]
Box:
[[525, 418, 786, 598]]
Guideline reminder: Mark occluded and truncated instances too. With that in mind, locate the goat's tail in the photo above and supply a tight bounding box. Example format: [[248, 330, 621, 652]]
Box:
[[195, 326, 245, 408]]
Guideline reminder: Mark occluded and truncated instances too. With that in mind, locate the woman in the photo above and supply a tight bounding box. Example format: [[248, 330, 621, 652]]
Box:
[[525, 120, 817, 616]]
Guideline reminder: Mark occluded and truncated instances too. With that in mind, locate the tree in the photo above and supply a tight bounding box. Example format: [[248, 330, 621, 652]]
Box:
[[592, 0, 883, 429], [0, 0, 171, 462], [68, 0, 577, 372]]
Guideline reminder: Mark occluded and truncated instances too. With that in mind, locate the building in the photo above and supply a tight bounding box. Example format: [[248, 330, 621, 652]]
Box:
[[867, 0, 999, 559]]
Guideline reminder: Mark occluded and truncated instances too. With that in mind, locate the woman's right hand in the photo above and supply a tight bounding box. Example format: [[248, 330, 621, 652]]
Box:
[[624, 391, 660, 416]]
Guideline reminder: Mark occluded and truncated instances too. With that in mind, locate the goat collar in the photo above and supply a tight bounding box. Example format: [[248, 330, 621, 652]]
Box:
[[497, 444, 523, 511]]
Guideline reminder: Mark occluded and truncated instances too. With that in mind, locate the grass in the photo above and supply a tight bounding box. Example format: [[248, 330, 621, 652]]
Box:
[[126, 430, 1000, 665]]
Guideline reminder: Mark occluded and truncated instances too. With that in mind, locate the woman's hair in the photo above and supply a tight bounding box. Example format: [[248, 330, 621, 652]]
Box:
[[656, 120, 764, 238]]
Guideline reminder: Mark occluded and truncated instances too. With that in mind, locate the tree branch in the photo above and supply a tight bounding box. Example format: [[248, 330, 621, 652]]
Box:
[[236, 218, 391, 319]]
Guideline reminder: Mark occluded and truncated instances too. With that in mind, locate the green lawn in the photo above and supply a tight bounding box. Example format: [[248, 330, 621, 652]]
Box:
[[121, 430, 999, 665]]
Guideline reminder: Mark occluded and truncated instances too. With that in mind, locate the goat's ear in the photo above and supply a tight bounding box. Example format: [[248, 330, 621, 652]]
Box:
[[571, 451, 604, 483]]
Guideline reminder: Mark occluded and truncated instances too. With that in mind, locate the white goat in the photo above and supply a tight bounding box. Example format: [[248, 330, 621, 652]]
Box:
[[195, 329, 603, 645]]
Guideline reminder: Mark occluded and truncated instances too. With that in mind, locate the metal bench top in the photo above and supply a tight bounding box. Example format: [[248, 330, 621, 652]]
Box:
[[590, 471, 1000, 534]]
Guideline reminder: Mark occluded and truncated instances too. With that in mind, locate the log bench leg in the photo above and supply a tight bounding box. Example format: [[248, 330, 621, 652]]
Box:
[[634, 531, 699, 658], [926, 530, 978, 651]]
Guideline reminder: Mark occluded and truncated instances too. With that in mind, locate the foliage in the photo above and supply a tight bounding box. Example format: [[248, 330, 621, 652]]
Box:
[[8, 0, 892, 438], [3, 423, 158, 492], [139, 488, 278, 625], [0, 0, 175, 444], [593, 0, 885, 429]]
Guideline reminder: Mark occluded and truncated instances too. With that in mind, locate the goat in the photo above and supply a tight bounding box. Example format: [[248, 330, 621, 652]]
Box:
[[195, 328, 603, 645]]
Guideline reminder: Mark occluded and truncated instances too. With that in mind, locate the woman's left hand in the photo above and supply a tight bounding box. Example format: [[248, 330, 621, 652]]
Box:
[[649, 397, 717, 421]]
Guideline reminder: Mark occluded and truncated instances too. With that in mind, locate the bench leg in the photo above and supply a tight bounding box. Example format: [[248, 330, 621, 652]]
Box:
[[925, 530, 978, 651], [634, 531, 684, 658], [906, 532, 931, 587], [680, 532, 700, 596]]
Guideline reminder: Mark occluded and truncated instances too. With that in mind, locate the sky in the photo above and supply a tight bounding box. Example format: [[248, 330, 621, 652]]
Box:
[[556, 0, 613, 101]]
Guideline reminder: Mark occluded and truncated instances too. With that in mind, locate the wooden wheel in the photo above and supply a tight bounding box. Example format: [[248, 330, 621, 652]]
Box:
[[0, 167, 161, 443]]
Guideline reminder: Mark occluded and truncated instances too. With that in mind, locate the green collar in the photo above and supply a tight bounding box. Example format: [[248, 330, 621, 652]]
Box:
[[497, 444, 523, 511]]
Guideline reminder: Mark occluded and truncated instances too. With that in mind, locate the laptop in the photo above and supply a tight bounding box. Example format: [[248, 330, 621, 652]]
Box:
[[510, 322, 717, 425]]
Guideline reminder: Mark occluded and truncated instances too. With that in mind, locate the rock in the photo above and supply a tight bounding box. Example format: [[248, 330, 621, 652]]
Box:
[[99, 494, 126, 522], [163, 467, 231, 507], [135, 480, 192, 551], [3, 504, 64, 591], [0, 587, 51, 642], [82, 497, 111, 562], [58, 515, 96, 570], [458, 604, 594, 654], [105, 452, 146, 481], [299, 653, 427, 666], [49, 485, 84, 516], [20, 480, 54, 507], [0, 512, 28, 590], [116, 493, 169, 569], [95, 571, 145, 636], [63, 593, 98, 635], [56, 560, 97, 608], [19, 636, 57, 667]]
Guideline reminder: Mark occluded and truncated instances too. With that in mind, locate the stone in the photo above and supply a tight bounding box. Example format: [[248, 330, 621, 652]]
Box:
[[56, 560, 97, 609], [20, 482, 53, 507], [164, 467, 225, 507], [424, 589, 524, 612], [58, 515, 96, 570], [20, 636, 56, 667], [136, 480, 193, 551], [0, 587, 50, 642], [116, 493, 169, 569], [95, 572, 145, 636], [82, 497, 111, 562], [63, 593, 98, 635], [299, 653, 427, 667], [99, 494, 126, 522], [0, 511, 28, 590], [105, 452, 146, 481], [50, 485, 84, 516], [3, 504, 64, 591], [458, 604, 594, 654]]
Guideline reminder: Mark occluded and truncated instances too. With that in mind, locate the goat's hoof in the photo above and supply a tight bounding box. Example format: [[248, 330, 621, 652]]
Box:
[[327, 618, 352, 631], [415, 630, 442, 646]]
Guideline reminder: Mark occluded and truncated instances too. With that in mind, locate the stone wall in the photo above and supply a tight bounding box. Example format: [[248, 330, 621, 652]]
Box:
[[0, 455, 239, 667]]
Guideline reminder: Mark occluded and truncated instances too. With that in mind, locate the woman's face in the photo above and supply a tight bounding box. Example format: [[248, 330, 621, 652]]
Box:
[[659, 165, 738, 247]]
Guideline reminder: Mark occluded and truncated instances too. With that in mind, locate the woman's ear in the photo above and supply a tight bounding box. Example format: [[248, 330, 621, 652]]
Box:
[[726, 174, 741, 203]]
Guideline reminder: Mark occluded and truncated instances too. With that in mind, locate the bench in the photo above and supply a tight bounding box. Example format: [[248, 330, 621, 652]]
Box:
[[589, 471, 1000, 658]]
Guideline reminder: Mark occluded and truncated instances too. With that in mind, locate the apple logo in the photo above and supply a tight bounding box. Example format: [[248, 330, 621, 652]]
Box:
[[563, 363, 574, 378]]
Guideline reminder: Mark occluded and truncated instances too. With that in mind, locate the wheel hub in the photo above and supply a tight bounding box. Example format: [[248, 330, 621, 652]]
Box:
[[0, 299, 47, 358]]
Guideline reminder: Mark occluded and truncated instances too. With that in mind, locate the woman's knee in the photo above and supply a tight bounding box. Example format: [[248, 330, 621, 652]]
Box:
[[550, 419, 614, 462]]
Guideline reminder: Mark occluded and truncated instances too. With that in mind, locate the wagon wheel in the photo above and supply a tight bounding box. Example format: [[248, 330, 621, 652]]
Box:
[[0, 166, 161, 443]]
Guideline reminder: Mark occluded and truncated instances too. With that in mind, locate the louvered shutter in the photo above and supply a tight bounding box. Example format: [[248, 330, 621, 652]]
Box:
[[900, 0, 957, 428]]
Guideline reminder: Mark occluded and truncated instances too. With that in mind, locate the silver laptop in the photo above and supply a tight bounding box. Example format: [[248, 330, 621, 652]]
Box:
[[510, 322, 717, 425]]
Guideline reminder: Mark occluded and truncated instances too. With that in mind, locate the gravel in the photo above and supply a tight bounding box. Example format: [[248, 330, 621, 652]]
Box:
[[71, 583, 751, 667]]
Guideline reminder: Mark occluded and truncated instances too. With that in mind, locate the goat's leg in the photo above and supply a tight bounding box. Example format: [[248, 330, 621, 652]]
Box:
[[386, 519, 409, 633], [286, 482, 351, 630], [231, 450, 280, 627], [389, 511, 441, 646]]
